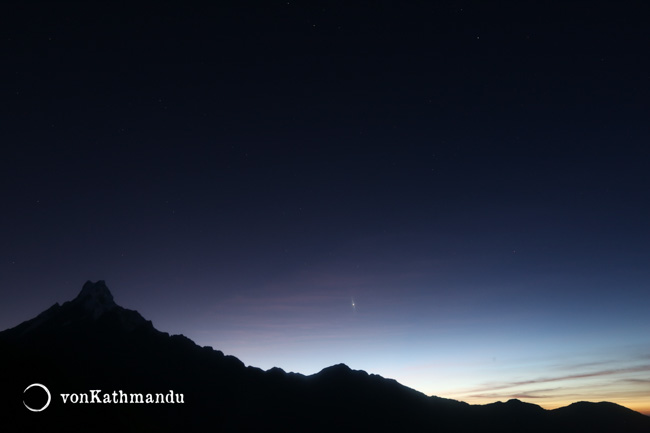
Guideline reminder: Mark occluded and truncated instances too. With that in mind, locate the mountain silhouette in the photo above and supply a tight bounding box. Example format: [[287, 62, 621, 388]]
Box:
[[1, 281, 649, 432]]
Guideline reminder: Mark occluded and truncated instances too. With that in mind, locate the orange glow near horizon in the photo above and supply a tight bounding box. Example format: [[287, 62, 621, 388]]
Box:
[[438, 387, 650, 416], [459, 396, 650, 415], [379, 349, 650, 419]]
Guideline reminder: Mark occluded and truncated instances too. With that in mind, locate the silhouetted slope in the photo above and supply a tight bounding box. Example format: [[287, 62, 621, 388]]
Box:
[[1, 281, 649, 432], [551, 401, 650, 432]]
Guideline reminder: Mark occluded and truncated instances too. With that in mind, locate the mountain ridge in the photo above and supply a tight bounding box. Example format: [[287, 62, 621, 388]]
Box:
[[1, 281, 648, 432]]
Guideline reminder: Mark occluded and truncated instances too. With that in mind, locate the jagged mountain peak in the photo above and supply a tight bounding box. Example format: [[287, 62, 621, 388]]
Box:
[[2, 281, 650, 433], [78, 280, 114, 301], [0, 281, 151, 340], [74, 280, 117, 319]]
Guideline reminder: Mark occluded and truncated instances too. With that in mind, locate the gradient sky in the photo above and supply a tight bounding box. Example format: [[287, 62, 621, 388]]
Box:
[[2, 1, 649, 414]]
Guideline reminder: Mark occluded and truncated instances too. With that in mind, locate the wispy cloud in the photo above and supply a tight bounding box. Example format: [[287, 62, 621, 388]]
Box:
[[469, 387, 562, 400], [463, 364, 650, 396], [619, 378, 650, 384]]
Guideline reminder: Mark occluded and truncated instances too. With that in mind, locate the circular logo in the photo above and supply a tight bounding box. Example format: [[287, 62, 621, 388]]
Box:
[[23, 383, 51, 412]]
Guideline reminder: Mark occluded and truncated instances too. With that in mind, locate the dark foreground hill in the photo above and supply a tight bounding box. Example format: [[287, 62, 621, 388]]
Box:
[[1, 281, 649, 432]]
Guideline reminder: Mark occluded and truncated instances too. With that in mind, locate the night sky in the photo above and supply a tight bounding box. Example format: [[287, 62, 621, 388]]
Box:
[[2, 1, 649, 414]]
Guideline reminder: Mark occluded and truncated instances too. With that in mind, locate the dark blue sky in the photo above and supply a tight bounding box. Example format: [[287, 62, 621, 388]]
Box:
[[2, 1, 649, 413]]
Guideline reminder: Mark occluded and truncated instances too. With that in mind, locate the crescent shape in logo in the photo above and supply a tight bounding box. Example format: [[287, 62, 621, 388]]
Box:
[[23, 383, 51, 412]]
